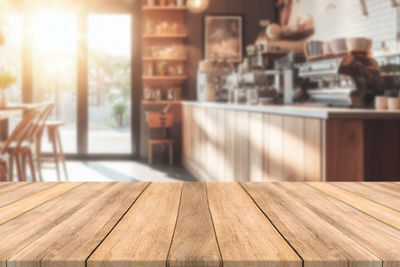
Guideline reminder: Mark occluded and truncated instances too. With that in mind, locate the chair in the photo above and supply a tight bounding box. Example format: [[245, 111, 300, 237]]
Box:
[[44, 119, 68, 180], [0, 108, 41, 181], [146, 112, 174, 166], [18, 104, 54, 181]]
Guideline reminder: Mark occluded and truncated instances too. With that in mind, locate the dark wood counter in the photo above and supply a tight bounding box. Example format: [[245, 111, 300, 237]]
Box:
[[1, 182, 400, 267], [182, 102, 400, 182]]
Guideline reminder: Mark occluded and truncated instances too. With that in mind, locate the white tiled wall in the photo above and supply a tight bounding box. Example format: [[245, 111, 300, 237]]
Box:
[[289, 0, 399, 54]]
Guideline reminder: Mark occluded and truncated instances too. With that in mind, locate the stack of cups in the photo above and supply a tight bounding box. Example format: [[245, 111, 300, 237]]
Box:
[[375, 95, 400, 110]]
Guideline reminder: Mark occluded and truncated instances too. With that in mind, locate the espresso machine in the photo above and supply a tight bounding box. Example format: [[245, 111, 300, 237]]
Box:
[[298, 53, 383, 107]]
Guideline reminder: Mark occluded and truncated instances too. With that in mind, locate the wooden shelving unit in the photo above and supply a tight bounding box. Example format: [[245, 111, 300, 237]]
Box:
[[143, 57, 187, 61], [141, 0, 187, 103], [142, 75, 187, 81], [142, 34, 188, 39], [142, 100, 182, 105]]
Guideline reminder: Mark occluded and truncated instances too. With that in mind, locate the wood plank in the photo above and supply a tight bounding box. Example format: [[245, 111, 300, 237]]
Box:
[[224, 110, 235, 181], [168, 183, 221, 267], [0, 183, 111, 267], [206, 182, 301, 267], [262, 114, 270, 181], [234, 111, 250, 181], [325, 120, 364, 181], [249, 112, 263, 182], [192, 107, 201, 170], [268, 115, 284, 181], [276, 182, 400, 266], [242, 182, 381, 267], [0, 183, 82, 225], [331, 182, 400, 212], [283, 116, 304, 181], [304, 118, 322, 181], [309, 183, 400, 230], [207, 108, 218, 181], [216, 109, 225, 181], [88, 182, 183, 267], [8, 183, 149, 267], [360, 182, 400, 196], [0, 183, 58, 208]]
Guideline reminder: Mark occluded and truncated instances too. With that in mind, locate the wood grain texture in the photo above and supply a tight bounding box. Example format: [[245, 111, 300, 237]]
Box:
[[262, 114, 270, 181], [216, 109, 225, 181], [207, 182, 301, 267], [331, 182, 400, 212], [8, 183, 149, 267], [0, 183, 56, 207], [0, 182, 82, 224], [168, 183, 221, 267], [276, 182, 400, 266], [309, 182, 400, 230], [242, 182, 381, 267], [325, 120, 364, 181], [268, 115, 284, 181], [249, 113, 264, 182], [283, 116, 304, 181], [224, 110, 235, 181], [234, 111, 249, 181], [304, 118, 322, 181], [0, 183, 110, 267], [88, 182, 183, 267], [206, 108, 218, 181]]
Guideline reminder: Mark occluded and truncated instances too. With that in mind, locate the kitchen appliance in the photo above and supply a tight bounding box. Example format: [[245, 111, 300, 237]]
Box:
[[298, 52, 383, 107], [375, 53, 400, 95]]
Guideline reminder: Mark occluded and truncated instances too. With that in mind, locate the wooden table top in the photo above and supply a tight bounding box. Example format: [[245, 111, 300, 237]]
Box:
[[0, 110, 22, 120], [0, 182, 399, 267]]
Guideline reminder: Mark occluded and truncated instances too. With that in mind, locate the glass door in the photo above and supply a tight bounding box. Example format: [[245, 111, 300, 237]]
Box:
[[29, 11, 134, 157], [32, 13, 78, 153], [87, 14, 132, 154]]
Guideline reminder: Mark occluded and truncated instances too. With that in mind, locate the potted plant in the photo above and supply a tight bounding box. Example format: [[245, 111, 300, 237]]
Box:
[[0, 69, 17, 107]]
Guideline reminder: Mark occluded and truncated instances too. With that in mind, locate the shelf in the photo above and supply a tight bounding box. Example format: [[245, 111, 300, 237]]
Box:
[[143, 75, 187, 81], [143, 57, 187, 61], [142, 34, 187, 39], [142, 6, 187, 11], [142, 100, 182, 105]]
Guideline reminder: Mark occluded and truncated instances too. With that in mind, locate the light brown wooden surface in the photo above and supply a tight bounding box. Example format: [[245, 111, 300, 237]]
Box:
[[8, 183, 148, 267], [242, 182, 381, 267], [167, 183, 221, 267], [331, 182, 400, 212], [88, 183, 183, 267], [0, 183, 81, 224], [1, 182, 400, 267], [0, 183, 110, 267], [0, 182, 56, 207], [283, 116, 304, 181], [249, 113, 263, 182], [207, 182, 302, 267], [275, 182, 400, 266], [309, 182, 400, 230]]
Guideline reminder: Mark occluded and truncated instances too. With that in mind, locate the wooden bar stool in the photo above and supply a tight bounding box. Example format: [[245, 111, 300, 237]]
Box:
[[45, 121, 68, 180], [146, 112, 174, 166]]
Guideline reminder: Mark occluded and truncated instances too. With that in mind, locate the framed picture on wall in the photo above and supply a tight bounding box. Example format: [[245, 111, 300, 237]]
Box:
[[204, 15, 243, 62]]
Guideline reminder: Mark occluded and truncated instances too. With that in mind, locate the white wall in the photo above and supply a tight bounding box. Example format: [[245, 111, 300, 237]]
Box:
[[289, 0, 399, 55]]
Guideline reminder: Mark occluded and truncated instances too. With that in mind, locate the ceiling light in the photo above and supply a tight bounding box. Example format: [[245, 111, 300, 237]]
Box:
[[187, 0, 209, 13]]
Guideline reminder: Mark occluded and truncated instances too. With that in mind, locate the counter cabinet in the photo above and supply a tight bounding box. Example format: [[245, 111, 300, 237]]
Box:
[[182, 103, 400, 182]]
